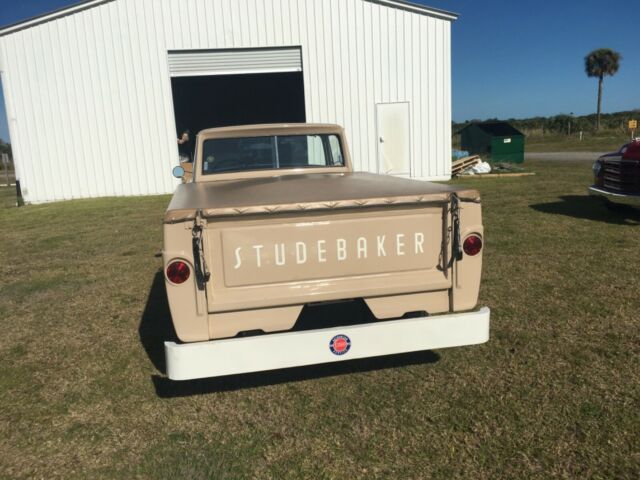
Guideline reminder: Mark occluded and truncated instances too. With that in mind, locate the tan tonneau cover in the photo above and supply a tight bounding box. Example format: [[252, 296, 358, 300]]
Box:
[[164, 172, 479, 223]]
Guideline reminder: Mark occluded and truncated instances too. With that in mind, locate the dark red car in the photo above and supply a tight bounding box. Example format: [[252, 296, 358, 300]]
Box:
[[589, 139, 640, 207]]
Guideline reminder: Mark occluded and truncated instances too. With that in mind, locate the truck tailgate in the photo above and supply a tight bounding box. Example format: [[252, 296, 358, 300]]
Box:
[[204, 204, 451, 313]]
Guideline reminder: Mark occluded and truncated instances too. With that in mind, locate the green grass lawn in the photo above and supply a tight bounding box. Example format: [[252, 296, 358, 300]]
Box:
[[1, 162, 639, 479], [525, 130, 632, 153]]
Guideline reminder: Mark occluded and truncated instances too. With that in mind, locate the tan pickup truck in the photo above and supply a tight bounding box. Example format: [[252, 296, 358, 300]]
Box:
[[163, 124, 489, 380]]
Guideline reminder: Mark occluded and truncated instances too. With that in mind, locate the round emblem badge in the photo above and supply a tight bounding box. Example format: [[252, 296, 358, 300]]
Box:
[[329, 334, 351, 356]]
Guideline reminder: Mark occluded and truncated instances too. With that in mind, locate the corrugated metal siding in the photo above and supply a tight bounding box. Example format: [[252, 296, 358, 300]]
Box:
[[0, 0, 453, 204]]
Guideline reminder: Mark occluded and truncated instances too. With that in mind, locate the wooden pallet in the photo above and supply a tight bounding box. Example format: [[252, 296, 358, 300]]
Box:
[[452, 155, 481, 176]]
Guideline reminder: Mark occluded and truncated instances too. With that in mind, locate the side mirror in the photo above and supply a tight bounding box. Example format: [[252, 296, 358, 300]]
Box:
[[172, 166, 185, 179]]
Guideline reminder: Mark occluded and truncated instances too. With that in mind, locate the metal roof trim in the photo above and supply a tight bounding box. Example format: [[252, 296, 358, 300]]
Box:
[[366, 0, 458, 20], [0, 0, 457, 37], [0, 0, 115, 36]]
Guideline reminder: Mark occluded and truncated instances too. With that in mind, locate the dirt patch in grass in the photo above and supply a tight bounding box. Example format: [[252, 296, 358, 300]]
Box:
[[1, 162, 640, 479]]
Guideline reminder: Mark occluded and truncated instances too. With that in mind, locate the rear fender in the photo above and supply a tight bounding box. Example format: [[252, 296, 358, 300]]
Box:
[[163, 221, 209, 342], [452, 200, 483, 311]]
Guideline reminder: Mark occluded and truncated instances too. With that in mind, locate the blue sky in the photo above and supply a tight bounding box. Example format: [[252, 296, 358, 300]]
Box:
[[1, 0, 639, 143]]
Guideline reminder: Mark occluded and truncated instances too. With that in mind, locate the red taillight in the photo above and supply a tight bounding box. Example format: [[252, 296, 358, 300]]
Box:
[[166, 261, 190, 284], [463, 234, 483, 256]]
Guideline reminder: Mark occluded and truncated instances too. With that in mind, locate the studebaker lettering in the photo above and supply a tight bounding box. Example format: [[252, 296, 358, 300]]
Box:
[[233, 232, 425, 270]]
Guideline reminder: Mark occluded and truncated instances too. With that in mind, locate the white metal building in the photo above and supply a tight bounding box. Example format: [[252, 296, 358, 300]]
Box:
[[0, 0, 456, 204]]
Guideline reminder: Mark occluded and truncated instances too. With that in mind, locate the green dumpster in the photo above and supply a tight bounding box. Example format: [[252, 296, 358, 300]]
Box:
[[458, 121, 525, 164]]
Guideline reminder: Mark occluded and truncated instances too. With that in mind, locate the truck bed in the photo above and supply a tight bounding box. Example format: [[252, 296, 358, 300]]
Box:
[[164, 172, 480, 222]]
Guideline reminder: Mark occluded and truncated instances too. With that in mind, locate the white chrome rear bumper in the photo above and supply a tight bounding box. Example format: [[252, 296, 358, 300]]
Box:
[[165, 307, 490, 380]]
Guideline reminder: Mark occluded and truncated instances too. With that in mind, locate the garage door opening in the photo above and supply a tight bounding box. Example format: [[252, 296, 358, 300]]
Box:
[[171, 71, 305, 139], [169, 47, 306, 160]]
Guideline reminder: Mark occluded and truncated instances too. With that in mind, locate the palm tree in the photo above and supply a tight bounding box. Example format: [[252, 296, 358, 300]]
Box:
[[584, 48, 621, 130]]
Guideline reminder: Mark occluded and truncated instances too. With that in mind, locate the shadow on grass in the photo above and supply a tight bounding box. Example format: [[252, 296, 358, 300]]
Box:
[[530, 195, 640, 225], [138, 271, 177, 375], [139, 271, 440, 397]]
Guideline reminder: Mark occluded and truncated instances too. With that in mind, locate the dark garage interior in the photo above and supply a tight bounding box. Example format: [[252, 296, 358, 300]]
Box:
[[171, 71, 306, 155]]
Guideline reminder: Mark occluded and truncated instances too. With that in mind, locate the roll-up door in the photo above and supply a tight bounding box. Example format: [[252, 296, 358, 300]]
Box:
[[168, 47, 303, 77]]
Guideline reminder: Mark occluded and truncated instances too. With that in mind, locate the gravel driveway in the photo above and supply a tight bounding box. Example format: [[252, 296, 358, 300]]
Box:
[[525, 152, 606, 161]]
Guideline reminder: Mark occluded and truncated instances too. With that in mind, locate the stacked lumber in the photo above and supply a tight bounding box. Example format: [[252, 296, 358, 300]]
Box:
[[452, 155, 481, 176]]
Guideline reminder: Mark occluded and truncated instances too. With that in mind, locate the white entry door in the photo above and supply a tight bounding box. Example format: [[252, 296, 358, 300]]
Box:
[[376, 102, 410, 176]]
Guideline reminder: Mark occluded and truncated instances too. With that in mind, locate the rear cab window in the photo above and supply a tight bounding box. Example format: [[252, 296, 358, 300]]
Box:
[[201, 134, 345, 175]]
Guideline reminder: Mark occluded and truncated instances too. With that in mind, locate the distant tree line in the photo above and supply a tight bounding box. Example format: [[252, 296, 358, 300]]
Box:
[[453, 109, 640, 137]]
